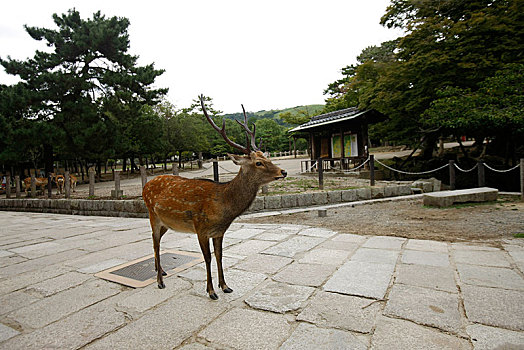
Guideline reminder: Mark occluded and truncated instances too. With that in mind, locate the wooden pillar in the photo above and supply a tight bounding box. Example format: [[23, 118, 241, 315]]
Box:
[[111, 171, 123, 199], [47, 173, 53, 198], [318, 158, 324, 190], [520, 158, 524, 201], [213, 160, 219, 182], [140, 165, 147, 188], [370, 155, 375, 187], [477, 161, 485, 187], [89, 168, 95, 197], [449, 160, 456, 190], [31, 174, 36, 198], [15, 175, 21, 198], [65, 172, 71, 198], [5, 173, 11, 198]]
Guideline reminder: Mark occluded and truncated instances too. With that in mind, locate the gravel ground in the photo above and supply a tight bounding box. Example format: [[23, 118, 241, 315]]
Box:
[[240, 196, 524, 245]]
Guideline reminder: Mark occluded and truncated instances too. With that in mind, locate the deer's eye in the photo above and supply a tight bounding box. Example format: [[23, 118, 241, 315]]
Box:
[[256, 162, 263, 166]]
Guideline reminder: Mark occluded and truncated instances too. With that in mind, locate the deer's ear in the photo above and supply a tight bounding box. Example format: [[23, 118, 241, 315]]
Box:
[[228, 153, 249, 165]]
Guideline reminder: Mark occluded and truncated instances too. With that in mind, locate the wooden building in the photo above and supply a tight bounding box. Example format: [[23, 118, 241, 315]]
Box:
[[289, 107, 386, 169]]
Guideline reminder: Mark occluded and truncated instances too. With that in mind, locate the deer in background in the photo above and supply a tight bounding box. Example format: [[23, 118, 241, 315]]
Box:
[[142, 95, 287, 299]]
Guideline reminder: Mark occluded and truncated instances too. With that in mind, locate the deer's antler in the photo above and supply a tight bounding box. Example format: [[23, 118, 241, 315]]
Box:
[[199, 94, 259, 154]]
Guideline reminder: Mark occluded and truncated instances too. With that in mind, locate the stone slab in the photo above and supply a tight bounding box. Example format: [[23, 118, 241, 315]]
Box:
[[116, 277, 192, 314], [362, 236, 406, 250], [395, 264, 457, 293], [199, 308, 291, 350], [297, 291, 381, 333], [225, 239, 276, 256], [77, 258, 129, 274], [324, 261, 395, 299], [466, 323, 524, 350], [402, 250, 450, 267], [191, 268, 267, 302], [0, 323, 20, 343], [351, 248, 399, 265], [457, 263, 524, 290], [371, 316, 470, 350], [25, 271, 92, 297], [453, 249, 511, 267], [298, 227, 337, 238], [0, 300, 126, 350], [273, 262, 336, 287], [384, 284, 462, 334], [6, 279, 121, 329], [405, 239, 449, 252], [226, 228, 267, 240], [262, 236, 325, 258], [0, 290, 41, 316], [299, 248, 350, 266], [280, 323, 367, 350], [461, 284, 524, 330], [244, 281, 315, 313], [423, 187, 498, 207], [86, 294, 226, 350], [234, 254, 292, 275]]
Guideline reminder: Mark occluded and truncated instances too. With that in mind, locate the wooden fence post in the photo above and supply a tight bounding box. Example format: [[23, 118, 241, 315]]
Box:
[[65, 171, 71, 198], [318, 158, 324, 190], [5, 172, 11, 199], [47, 173, 53, 198], [89, 168, 95, 197], [15, 175, 20, 198], [140, 165, 147, 188], [477, 161, 485, 187], [31, 174, 36, 198], [449, 160, 456, 190], [520, 158, 524, 201], [370, 155, 375, 187], [111, 171, 123, 198], [213, 160, 219, 182]]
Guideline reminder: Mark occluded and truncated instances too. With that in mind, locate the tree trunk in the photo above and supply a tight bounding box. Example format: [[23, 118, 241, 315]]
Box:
[[43, 143, 54, 175]]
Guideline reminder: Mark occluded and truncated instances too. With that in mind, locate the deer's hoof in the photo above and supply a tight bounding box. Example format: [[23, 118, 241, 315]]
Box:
[[161, 271, 167, 276], [158, 281, 165, 289], [223, 287, 233, 293], [209, 292, 219, 300]]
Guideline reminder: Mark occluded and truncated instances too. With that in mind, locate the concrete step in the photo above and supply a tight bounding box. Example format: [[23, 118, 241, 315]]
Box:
[[423, 187, 498, 207]]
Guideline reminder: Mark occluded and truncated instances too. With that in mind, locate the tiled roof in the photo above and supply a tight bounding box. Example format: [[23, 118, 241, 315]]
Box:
[[289, 107, 369, 132]]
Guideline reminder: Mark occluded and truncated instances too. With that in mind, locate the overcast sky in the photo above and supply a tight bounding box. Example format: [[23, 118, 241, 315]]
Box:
[[1, 1, 402, 114]]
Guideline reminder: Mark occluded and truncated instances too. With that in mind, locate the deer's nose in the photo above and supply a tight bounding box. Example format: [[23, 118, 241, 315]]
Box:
[[281, 170, 287, 178]]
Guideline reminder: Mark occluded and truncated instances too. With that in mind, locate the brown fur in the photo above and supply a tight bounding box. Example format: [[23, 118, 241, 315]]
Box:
[[142, 151, 286, 298], [22, 177, 48, 195]]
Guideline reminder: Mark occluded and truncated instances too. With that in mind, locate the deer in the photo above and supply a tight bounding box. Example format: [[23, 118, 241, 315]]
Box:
[[142, 95, 287, 299], [55, 174, 65, 194], [22, 176, 48, 196]]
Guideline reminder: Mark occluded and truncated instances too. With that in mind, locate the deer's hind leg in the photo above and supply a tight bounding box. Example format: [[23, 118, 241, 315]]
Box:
[[150, 216, 168, 289]]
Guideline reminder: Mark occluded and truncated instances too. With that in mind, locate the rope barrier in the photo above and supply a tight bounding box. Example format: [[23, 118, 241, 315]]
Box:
[[484, 163, 521, 173], [374, 158, 448, 175], [324, 157, 370, 173], [454, 163, 478, 173]]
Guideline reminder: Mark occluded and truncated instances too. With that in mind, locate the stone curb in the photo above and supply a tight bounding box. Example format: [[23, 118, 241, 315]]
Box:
[[0, 184, 414, 218]]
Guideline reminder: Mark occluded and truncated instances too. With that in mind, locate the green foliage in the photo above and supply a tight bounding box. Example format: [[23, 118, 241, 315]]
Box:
[[324, 0, 524, 156], [0, 9, 166, 169], [424, 63, 524, 136]]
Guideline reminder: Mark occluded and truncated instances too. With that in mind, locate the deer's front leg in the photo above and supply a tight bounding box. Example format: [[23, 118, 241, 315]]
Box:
[[198, 235, 217, 300], [213, 236, 233, 293]]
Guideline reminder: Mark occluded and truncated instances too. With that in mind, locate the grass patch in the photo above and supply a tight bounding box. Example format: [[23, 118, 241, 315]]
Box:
[[514, 233, 524, 238]]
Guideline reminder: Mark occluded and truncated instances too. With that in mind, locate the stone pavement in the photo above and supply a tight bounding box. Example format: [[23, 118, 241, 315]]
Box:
[[0, 211, 523, 349]]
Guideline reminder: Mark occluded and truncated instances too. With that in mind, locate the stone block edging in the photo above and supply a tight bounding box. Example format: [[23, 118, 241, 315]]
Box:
[[0, 184, 414, 218]]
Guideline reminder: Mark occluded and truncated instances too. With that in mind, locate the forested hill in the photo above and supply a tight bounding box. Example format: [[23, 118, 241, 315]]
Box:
[[223, 104, 324, 126]]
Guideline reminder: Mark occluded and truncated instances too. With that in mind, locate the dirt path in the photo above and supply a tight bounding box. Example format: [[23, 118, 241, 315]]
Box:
[[241, 197, 524, 246]]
